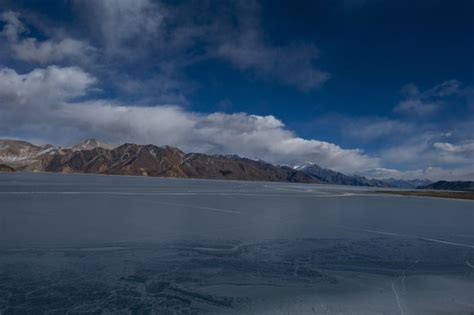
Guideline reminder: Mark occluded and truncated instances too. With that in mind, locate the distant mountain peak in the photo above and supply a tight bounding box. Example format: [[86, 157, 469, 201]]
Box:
[[70, 139, 113, 151], [293, 162, 321, 171]]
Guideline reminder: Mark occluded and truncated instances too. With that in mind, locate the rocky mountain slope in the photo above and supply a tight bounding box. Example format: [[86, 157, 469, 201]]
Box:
[[0, 164, 15, 172], [417, 181, 474, 192], [380, 178, 432, 189], [0, 139, 317, 183], [0, 139, 47, 167], [294, 163, 390, 187]]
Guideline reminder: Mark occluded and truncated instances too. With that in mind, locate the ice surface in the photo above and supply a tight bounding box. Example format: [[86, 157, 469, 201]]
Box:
[[0, 172, 473, 314]]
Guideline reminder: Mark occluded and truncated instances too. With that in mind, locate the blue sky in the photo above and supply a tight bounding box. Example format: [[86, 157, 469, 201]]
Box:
[[0, 0, 473, 180]]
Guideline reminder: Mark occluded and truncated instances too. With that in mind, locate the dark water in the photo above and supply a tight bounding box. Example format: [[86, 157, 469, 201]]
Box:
[[0, 172, 473, 314]]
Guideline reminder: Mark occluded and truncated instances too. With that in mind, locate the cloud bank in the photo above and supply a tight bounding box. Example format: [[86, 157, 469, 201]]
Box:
[[0, 66, 377, 174], [1, 11, 93, 64]]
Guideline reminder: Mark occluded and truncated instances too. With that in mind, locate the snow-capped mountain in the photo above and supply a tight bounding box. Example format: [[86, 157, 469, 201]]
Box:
[[294, 163, 390, 187], [68, 139, 114, 151], [381, 178, 433, 189]]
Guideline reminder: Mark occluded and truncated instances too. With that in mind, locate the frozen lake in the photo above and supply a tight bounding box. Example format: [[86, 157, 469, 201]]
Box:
[[0, 172, 473, 314]]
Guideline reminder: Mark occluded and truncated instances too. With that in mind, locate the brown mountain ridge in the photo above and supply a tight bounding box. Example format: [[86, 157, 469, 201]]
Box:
[[0, 140, 318, 183]]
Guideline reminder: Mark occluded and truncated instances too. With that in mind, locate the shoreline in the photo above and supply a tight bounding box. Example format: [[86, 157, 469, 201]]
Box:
[[374, 190, 474, 201], [3, 171, 473, 200]]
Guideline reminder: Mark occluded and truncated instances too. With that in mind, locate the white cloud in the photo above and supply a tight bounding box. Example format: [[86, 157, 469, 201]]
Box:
[[0, 11, 25, 40], [434, 140, 474, 153], [377, 129, 474, 177], [424, 79, 461, 97], [10, 38, 93, 65], [0, 65, 96, 138], [0, 11, 93, 64], [73, 0, 163, 54], [394, 80, 461, 115], [342, 117, 414, 141], [0, 65, 377, 174], [0, 66, 96, 105], [393, 99, 440, 115]]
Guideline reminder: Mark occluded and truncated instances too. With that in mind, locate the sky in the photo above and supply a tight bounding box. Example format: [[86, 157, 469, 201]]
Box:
[[0, 0, 473, 180]]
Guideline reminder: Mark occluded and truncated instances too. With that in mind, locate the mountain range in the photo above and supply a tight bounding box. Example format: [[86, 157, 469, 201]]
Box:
[[0, 139, 433, 187], [417, 181, 474, 192], [378, 178, 433, 189], [0, 139, 316, 183], [294, 163, 390, 187]]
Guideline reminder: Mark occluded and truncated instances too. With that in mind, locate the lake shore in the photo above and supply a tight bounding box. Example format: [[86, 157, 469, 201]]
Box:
[[374, 190, 474, 201]]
